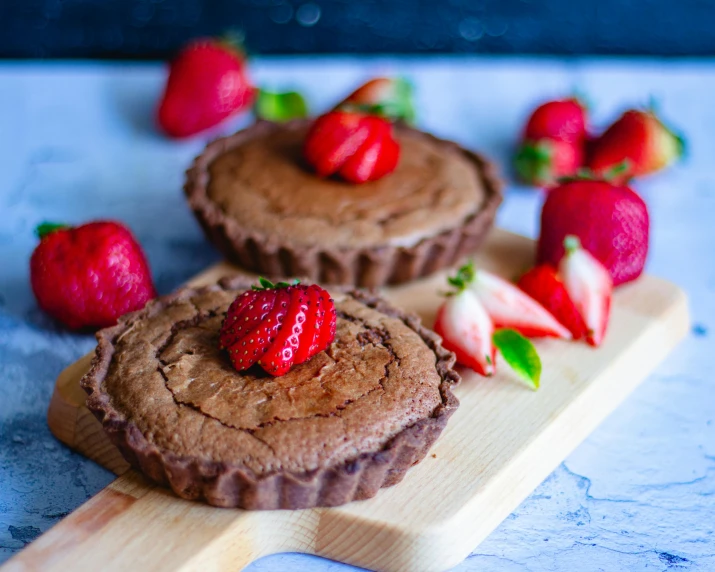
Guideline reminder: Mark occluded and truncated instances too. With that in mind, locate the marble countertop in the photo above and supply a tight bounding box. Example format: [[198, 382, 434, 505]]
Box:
[[0, 58, 712, 571]]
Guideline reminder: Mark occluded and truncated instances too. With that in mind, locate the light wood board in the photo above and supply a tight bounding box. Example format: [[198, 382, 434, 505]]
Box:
[[3, 229, 689, 572]]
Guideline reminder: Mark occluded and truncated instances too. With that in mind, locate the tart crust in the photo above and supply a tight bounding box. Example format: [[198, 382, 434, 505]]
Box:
[[80, 276, 460, 509], [185, 120, 503, 287]]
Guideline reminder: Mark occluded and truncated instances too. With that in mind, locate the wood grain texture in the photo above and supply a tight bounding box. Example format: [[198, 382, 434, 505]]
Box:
[[6, 229, 689, 572]]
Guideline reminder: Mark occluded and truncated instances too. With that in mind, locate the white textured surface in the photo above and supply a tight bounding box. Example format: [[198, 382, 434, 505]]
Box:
[[0, 58, 713, 571]]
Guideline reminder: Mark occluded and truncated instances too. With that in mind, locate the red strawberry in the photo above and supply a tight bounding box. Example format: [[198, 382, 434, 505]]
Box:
[[522, 98, 588, 144], [30, 221, 156, 330], [336, 77, 415, 123], [434, 288, 496, 377], [517, 265, 588, 340], [515, 138, 584, 187], [157, 38, 255, 138], [559, 237, 612, 347], [515, 98, 588, 186], [219, 278, 337, 376], [588, 109, 684, 183], [537, 178, 649, 286], [449, 263, 571, 339], [304, 111, 400, 183]]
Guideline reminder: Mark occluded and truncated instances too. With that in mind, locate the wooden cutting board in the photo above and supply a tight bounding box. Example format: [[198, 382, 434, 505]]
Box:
[[3, 229, 689, 572]]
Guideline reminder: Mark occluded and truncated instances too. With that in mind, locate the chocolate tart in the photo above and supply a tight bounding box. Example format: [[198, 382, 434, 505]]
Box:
[[185, 120, 502, 287], [80, 276, 459, 509]]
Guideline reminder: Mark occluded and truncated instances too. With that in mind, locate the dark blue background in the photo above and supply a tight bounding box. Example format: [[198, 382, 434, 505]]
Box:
[[2, 0, 715, 58]]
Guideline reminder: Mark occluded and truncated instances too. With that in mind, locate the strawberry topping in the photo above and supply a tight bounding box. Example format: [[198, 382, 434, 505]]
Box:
[[219, 279, 337, 376]]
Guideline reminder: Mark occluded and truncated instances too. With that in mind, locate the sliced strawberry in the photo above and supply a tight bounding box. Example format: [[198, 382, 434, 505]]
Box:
[[292, 285, 324, 364], [517, 265, 588, 340], [558, 236, 613, 347], [259, 287, 310, 376], [370, 130, 400, 180], [218, 290, 259, 349], [303, 111, 371, 177], [315, 287, 337, 351], [468, 269, 572, 339], [219, 279, 337, 376], [225, 289, 289, 370], [338, 118, 387, 183], [434, 289, 495, 376]]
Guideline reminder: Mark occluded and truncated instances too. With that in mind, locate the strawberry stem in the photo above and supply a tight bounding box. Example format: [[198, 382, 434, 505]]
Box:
[[36, 222, 68, 239], [252, 277, 300, 291], [446, 261, 476, 293], [564, 235, 581, 254]]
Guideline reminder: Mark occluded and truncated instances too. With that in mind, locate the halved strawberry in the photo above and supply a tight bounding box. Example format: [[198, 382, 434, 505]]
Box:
[[558, 236, 613, 347], [434, 288, 495, 377], [517, 265, 588, 340], [451, 264, 571, 339]]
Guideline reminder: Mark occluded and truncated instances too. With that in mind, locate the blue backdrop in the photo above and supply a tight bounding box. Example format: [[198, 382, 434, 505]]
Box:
[[2, 0, 715, 58]]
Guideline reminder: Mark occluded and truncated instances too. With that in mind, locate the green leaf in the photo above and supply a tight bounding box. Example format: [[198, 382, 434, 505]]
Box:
[[255, 89, 308, 122], [35, 222, 68, 239], [492, 328, 542, 390]]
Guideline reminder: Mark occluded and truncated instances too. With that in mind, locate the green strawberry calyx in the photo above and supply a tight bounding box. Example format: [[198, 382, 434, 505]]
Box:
[[444, 261, 477, 294], [255, 88, 309, 123], [35, 222, 69, 239], [492, 328, 542, 390], [251, 277, 300, 291], [514, 140, 555, 185], [557, 160, 632, 185]]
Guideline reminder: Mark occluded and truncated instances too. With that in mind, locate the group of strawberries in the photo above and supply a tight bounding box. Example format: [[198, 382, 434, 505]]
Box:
[[434, 94, 680, 386], [515, 96, 683, 187]]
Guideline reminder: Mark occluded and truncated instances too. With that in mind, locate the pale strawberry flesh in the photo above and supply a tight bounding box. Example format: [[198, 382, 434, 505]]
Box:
[[434, 290, 495, 376], [470, 270, 572, 339], [559, 237, 613, 347]]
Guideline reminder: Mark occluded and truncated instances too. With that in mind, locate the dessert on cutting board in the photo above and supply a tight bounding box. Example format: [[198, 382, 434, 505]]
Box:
[[184, 78, 502, 287], [80, 277, 458, 509], [26, 37, 681, 511]]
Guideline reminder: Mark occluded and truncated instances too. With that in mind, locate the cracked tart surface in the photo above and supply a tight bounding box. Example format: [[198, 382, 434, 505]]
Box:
[[81, 276, 459, 509]]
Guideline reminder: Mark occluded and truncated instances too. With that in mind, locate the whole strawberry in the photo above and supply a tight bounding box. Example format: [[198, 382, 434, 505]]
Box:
[[522, 98, 587, 144], [515, 98, 588, 186], [588, 108, 684, 183], [30, 221, 156, 329], [304, 110, 400, 183], [157, 37, 255, 138], [537, 179, 649, 286], [335, 77, 415, 123], [219, 278, 337, 376]]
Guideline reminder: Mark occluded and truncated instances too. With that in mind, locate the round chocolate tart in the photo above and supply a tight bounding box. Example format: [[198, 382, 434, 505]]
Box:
[[185, 120, 502, 287], [81, 276, 459, 509]]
